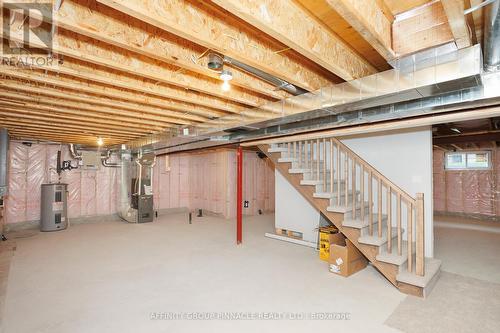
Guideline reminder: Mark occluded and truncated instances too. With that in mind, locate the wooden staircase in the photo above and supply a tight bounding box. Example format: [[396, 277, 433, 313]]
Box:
[[259, 138, 441, 297]]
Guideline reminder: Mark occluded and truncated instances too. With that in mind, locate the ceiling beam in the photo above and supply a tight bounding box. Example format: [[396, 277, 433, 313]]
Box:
[[441, 0, 472, 48], [2, 22, 269, 108], [7, 130, 126, 146], [0, 108, 155, 135], [0, 119, 140, 139], [96, 0, 337, 90], [0, 87, 189, 126], [209, 0, 377, 80], [0, 65, 279, 119], [325, 0, 395, 60], [9, 0, 285, 100], [0, 78, 206, 123], [434, 131, 500, 144], [0, 104, 163, 132], [392, 1, 454, 56], [1, 57, 258, 115]]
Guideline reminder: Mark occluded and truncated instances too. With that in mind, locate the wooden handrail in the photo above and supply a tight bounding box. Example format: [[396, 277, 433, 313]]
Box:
[[271, 137, 426, 277]]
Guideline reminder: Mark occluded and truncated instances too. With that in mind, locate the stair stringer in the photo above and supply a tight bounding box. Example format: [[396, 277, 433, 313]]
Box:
[[260, 144, 422, 295]]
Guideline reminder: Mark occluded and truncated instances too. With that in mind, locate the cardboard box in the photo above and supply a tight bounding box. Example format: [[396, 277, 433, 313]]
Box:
[[328, 233, 367, 277], [318, 226, 338, 261]]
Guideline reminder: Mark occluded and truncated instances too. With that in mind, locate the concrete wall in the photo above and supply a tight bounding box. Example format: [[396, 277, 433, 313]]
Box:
[[274, 127, 434, 257]]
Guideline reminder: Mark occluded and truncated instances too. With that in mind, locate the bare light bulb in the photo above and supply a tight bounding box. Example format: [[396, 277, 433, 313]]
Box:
[[222, 80, 230, 92], [97, 137, 104, 146]]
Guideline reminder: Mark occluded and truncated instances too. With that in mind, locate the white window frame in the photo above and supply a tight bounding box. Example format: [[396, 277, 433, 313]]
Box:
[[444, 150, 492, 171]]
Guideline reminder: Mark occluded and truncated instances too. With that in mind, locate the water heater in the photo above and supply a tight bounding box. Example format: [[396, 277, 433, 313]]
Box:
[[40, 183, 68, 232]]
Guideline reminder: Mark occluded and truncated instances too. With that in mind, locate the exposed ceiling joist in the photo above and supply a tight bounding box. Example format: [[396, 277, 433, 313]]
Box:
[[209, 0, 377, 80], [95, 0, 336, 91], [0, 108, 156, 135], [10, 0, 286, 100], [0, 87, 190, 126], [0, 104, 165, 131], [325, 0, 396, 60], [0, 119, 141, 139], [441, 0, 472, 48], [1, 25, 270, 108], [0, 78, 207, 123]]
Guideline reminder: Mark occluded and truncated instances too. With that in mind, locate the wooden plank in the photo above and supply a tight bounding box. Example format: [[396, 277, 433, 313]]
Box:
[[408, 202, 413, 273], [0, 108, 152, 135], [11, 0, 284, 100], [387, 185, 392, 253], [397, 193, 402, 256], [441, 0, 472, 48], [0, 106, 161, 132], [96, 0, 339, 91], [416, 193, 425, 276], [0, 65, 227, 118], [0, 86, 189, 126], [1, 23, 269, 108], [0, 119, 138, 139], [392, 1, 454, 56], [326, 0, 395, 60], [210, 0, 376, 80], [0, 79, 205, 123]]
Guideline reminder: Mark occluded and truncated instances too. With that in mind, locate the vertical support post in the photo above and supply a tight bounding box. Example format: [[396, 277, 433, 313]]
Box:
[[237, 146, 243, 244], [323, 138, 327, 192], [407, 202, 413, 273], [316, 139, 320, 181], [368, 171, 373, 236], [330, 139, 334, 193], [387, 186, 392, 254], [416, 193, 425, 276], [397, 193, 401, 256], [337, 146, 341, 206]]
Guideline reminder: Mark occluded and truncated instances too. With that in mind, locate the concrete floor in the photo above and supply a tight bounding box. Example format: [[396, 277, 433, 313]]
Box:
[[434, 217, 500, 283], [3, 213, 500, 332], [2, 213, 405, 333]]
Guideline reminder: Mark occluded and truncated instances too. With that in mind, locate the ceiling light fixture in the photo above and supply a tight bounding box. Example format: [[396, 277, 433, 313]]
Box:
[[97, 137, 104, 146], [220, 69, 232, 92], [221, 80, 231, 92], [220, 69, 233, 81], [450, 127, 461, 134]]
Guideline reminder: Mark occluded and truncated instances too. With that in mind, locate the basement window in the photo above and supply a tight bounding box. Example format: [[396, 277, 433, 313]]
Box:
[[445, 151, 491, 170]]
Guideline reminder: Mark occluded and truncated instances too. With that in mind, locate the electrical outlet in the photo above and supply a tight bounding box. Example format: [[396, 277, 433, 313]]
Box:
[[244, 201, 249, 208]]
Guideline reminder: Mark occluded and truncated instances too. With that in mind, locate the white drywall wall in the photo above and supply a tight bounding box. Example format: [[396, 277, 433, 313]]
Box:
[[274, 126, 434, 257], [340, 127, 434, 257], [275, 171, 320, 243]]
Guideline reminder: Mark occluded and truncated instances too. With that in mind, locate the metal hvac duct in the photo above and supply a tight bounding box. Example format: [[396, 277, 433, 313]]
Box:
[[0, 128, 8, 197], [483, 0, 500, 71]]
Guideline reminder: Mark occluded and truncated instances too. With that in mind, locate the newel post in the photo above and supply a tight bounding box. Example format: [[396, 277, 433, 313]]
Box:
[[415, 193, 425, 276]]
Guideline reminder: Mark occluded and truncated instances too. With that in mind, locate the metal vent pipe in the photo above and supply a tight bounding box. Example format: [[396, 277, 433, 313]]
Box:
[[483, 0, 500, 71]]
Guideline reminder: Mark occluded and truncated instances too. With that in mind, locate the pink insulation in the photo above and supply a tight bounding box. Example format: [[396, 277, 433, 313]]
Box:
[[5, 141, 118, 224], [153, 149, 275, 219], [433, 149, 499, 217], [5, 143, 275, 225]]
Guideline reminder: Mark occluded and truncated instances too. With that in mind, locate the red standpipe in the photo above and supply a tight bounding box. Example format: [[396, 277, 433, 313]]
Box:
[[237, 146, 243, 244]]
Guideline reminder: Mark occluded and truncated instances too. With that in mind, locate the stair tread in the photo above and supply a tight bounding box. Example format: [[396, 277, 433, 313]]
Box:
[[313, 189, 354, 199], [327, 201, 369, 213], [268, 147, 288, 153], [396, 258, 442, 288], [289, 168, 311, 174], [342, 215, 387, 229], [358, 227, 398, 246], [376, 241, 414, 266]]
